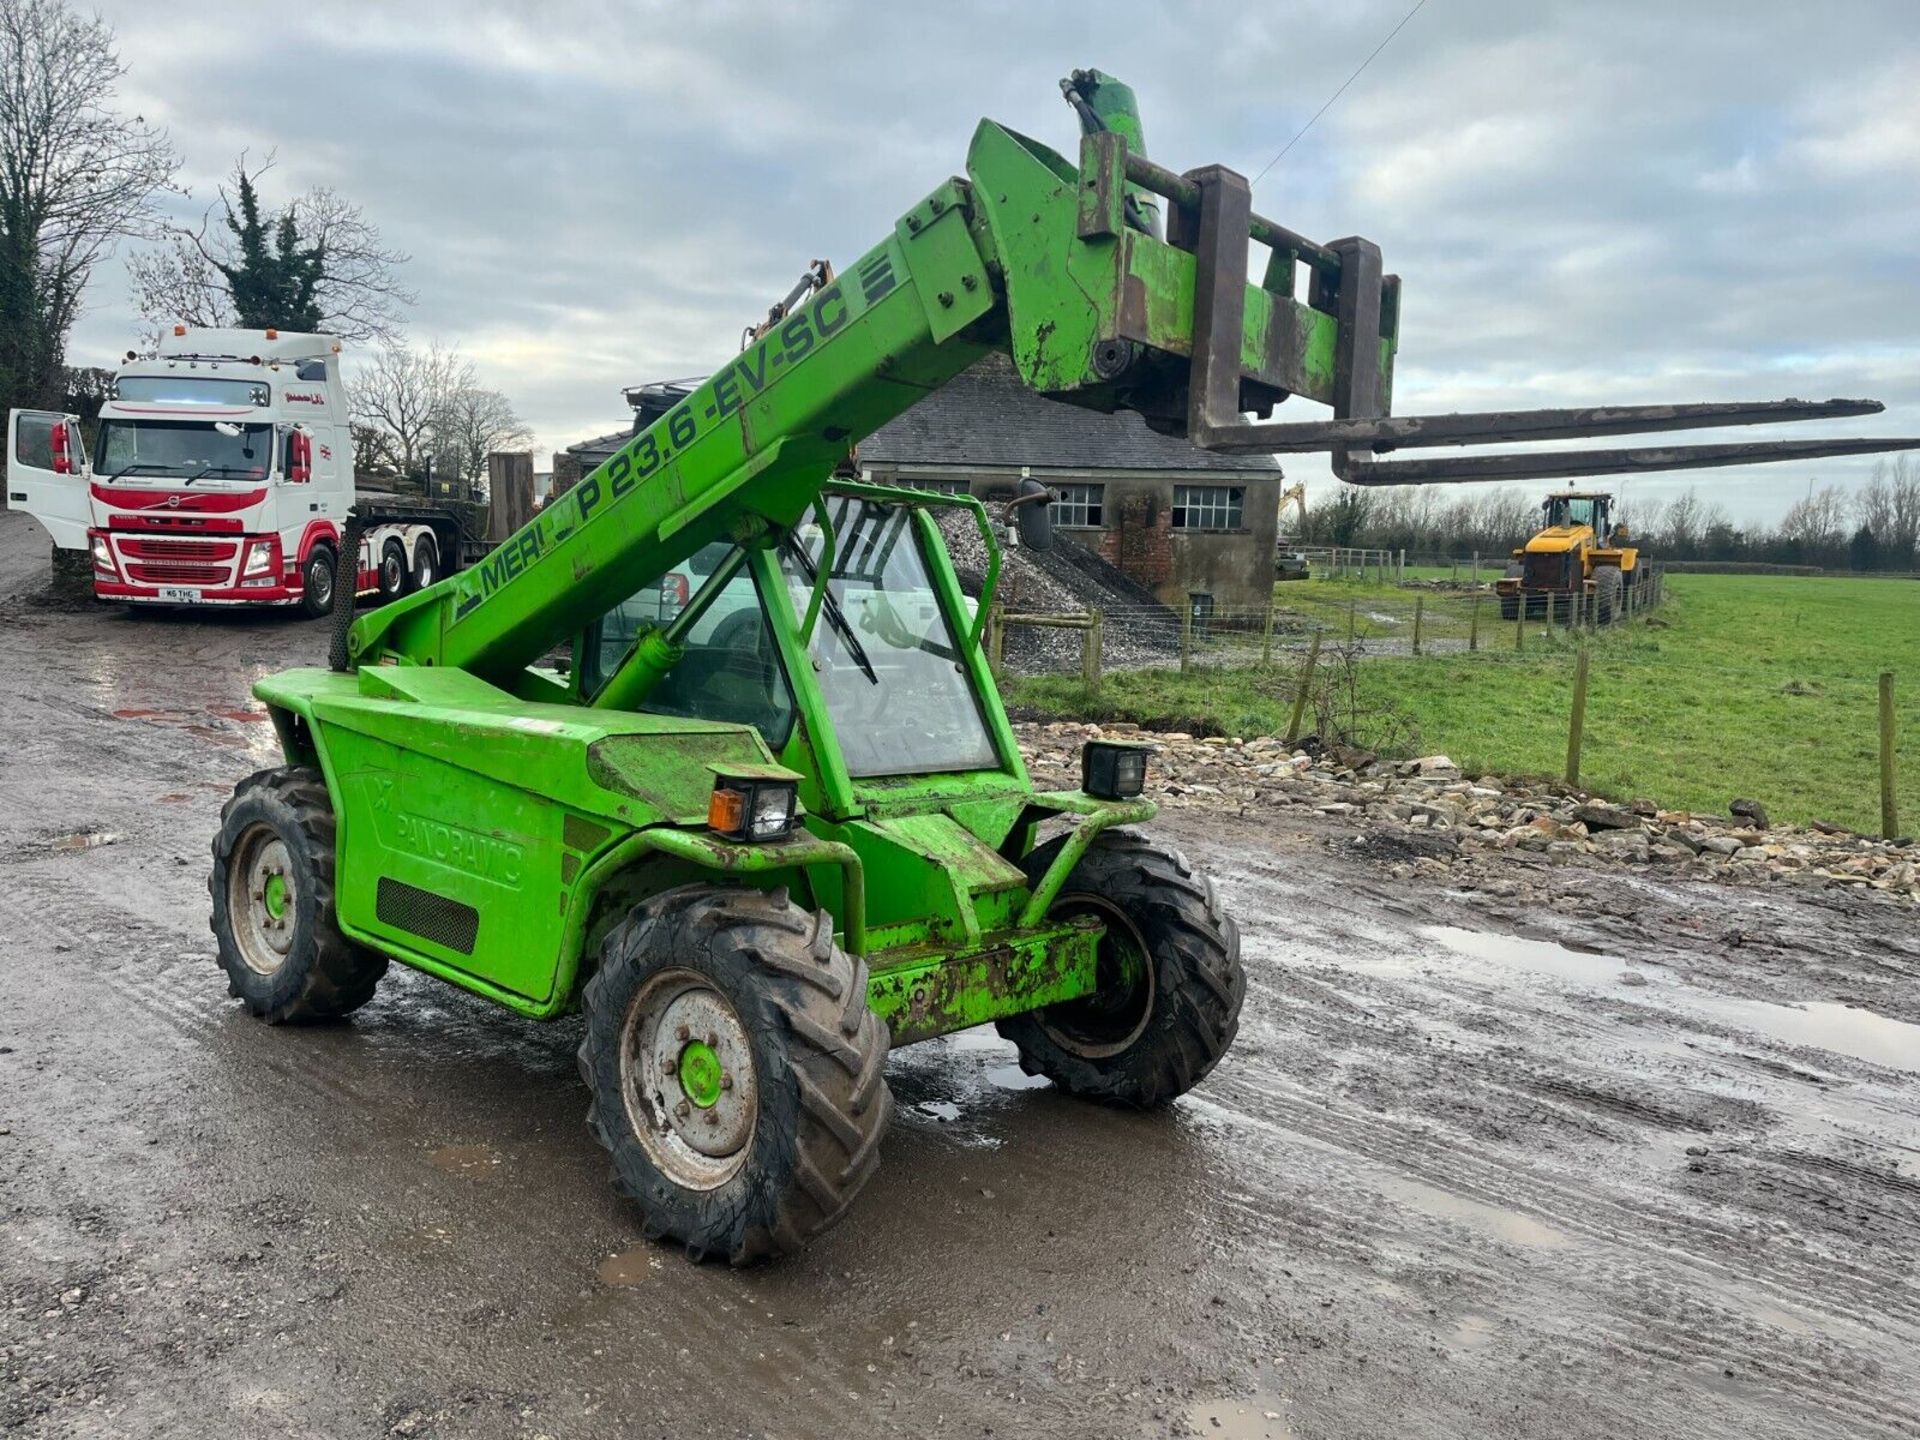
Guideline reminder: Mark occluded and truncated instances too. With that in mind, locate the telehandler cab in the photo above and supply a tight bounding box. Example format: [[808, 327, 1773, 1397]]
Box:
[[210, 71, 1920, 1261]]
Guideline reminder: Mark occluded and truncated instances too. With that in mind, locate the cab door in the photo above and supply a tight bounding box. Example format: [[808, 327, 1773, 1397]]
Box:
[[6, 410, 90, 549]]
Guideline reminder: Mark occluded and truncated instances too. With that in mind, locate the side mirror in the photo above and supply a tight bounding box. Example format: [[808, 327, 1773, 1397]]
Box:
[[50, 420, 75, 475], [1015, 478, 1054, 552], [288, 426, 312, 483]]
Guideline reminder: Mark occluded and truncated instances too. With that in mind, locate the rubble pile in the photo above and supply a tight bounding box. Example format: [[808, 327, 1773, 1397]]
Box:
[[1016, 720, 1920, 902]]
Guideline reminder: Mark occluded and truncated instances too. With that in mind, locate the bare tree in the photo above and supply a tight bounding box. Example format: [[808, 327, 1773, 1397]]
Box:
[[434, 385, 532, 492], [1856, 455, 1920, 571], [0, 0, 178, 410], [350, 342, 470, 481], [127, 154, 413, 344]]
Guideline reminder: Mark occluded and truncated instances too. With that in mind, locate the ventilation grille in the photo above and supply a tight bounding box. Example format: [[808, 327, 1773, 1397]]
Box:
[[376, 877, 479, 955]]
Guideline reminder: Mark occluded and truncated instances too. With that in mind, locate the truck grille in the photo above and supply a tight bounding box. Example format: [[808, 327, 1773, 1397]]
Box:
[[116, 535, 239, 586], [119, 537, 235, 562]]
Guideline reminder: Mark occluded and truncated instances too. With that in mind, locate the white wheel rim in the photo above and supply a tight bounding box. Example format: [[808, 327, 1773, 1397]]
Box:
[[230, 823, 296, 976], [619, 970, 757, 1191]]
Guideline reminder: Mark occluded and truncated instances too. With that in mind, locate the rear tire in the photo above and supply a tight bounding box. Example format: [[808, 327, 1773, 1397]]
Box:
[[411, 534, 438, 590], [299, 545, 336, 619], [578, 885, 892, 1263], [998, 829, 1243, 1107], [209, 767, 387, 1023], [377, 538, 409, 600]]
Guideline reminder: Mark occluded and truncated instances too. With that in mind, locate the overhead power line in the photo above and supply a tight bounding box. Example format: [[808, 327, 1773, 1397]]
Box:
[[1250, 0, 1431, 187]]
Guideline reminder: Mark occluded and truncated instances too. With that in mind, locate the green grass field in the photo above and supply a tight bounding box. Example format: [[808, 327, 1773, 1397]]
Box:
[[1009, 573, 1920, 833]]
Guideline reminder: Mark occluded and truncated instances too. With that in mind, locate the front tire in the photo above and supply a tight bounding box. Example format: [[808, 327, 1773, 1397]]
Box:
[[1595, 565, 1622, 625], [299, 545, 336, 619], [578, 885, 891, 1263], [209, 767, 388, 1022], [999, 829, 1243, 1107]]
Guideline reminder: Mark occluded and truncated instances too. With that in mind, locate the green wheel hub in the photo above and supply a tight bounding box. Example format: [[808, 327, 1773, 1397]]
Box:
[[262, 871, 289, 922], [678, 1040, 723, 1109]]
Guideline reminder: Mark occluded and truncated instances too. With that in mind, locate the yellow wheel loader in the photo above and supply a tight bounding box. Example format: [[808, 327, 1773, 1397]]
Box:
[[1494, 491, 1638, 623]]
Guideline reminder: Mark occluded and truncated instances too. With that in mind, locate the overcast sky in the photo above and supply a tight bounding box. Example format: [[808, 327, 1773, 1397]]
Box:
[[76, 0, 1920, 525]]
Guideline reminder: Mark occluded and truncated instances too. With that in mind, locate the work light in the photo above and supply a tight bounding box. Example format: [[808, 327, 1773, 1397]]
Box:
[[708, 766, 801, 842], [1081, 740, 1152, 799]]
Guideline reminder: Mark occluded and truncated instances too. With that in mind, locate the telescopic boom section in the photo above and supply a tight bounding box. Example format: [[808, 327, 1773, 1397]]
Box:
[[346, 108, 1920, 682]]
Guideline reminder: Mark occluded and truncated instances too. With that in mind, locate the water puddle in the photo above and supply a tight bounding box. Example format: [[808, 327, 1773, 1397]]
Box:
[[428, 1143, 502, 1177], [1376, 1172, 1571, 1250], [1187, 1395, 1295, 1438], [597, 1245, 657, 1286], [1419, 925, 1621, 985], [986, 1064, 1051, 1092], [1415, 924, 1920, 1071], [1688, 994, 1920, 1071]]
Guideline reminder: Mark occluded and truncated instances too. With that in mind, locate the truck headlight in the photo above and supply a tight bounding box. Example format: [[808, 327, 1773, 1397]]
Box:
[[90, 535, 116, 575], [1081, 740, 1152, 799], [707, 765, 801, 842], [242, 538, 278, 577]]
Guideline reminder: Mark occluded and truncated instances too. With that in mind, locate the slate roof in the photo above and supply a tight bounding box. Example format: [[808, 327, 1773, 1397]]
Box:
[[567, 352, 1279, 476], [861, 352, 1277, 475]]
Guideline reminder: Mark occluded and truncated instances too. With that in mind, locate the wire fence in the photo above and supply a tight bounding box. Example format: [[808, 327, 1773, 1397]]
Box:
[[987, 568, 1668, 679]]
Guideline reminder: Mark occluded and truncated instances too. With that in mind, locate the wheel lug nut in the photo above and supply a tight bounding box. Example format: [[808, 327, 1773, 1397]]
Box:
[[719, 1076, 733, 1092], [704, 1110, 718, 1124], [705, 1033, 717, 1048], [675, 1100, 690, 1119], [675, 1025, 690, 1042]]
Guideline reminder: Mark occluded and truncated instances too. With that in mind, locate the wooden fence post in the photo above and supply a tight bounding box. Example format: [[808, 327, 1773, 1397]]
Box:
[[988, 608, 1005, 678], [1549, 592, 1559, 632], [1472, 551, 1480, 584], [1413, 596, 1424, 656], [1286, 631, 1322, 745], [1882, 671, 1900, 841], [1180, 601, 1193, 675], [1469, 593, 1481, 652], [1566, 647, 1591, 786], [1515, 601, 1525, 653], [1084, 610, 1103, 692], [1347, 600, 1357, 647], [1260, 600, 1276, 667]]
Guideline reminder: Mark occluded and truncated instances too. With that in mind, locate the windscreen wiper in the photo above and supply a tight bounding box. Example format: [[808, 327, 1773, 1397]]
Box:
[[787, 543, 878, 685]]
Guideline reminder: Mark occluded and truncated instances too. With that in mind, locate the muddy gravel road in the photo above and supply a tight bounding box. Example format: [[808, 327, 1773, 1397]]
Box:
[[2, 505, 1918, 1440]]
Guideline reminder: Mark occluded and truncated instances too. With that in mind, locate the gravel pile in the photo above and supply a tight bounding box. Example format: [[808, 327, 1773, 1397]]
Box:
[[1017, 720, 1920, 902], [936, 510, 1181, 672]]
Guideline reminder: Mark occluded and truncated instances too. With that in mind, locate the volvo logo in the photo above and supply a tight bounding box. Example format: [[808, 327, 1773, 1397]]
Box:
[[165, 496, 181, 508]]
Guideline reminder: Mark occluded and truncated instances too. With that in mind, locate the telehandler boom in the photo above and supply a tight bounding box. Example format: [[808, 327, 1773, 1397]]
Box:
[[211, 73, 1920, 1262]]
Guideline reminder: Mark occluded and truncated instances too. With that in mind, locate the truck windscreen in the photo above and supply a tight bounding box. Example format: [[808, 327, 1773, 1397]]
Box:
[[96, 420, 275, 482]]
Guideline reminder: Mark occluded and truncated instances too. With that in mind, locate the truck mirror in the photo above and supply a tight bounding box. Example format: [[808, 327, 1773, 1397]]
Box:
[[1015, 478, 1054, 552]]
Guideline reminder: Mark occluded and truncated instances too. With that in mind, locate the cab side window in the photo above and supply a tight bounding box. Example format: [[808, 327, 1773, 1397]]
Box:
[[584, 546, 796, 747], [14, 414, 55, 470]]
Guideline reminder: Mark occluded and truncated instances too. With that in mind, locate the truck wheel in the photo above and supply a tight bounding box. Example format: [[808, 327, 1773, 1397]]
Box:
[[578, 885, 891, 1263], [377, 538, 409, 600], [411, 535, 438, 590], [999, 829, 1243, 1107], [1595, 565, 1622, 624], [208, 767, 388, 1023], [299, 545, 336, 619]]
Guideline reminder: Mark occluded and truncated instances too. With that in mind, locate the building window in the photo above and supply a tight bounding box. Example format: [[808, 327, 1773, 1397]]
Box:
[[1051, 482, 1105, 528], [895, 476, 970, 496], [1171, 484, 1244, 530]]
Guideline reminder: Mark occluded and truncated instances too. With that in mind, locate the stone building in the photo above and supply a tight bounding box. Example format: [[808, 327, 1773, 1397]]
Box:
[[562, 353, 1283, 611]]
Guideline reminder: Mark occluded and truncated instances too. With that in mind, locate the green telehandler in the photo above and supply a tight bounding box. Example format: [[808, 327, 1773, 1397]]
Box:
[[209, 71, 1920, 1261]]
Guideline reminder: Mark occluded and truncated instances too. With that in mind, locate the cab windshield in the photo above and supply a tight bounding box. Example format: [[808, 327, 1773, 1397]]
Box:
[[1546, 496, 1599, 528], [96, 419, 274, 482], [781, 496, 999, 778]]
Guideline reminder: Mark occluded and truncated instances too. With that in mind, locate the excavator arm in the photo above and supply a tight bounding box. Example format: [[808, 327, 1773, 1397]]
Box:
[[347, 95, 1920, 686]]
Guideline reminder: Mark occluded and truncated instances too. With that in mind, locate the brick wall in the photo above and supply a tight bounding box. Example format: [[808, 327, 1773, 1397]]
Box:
[[1099, 492, 1173, 586]]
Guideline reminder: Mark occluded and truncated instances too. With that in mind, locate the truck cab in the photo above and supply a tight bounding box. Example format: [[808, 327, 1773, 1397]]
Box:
[[7, 327, 442, 615]]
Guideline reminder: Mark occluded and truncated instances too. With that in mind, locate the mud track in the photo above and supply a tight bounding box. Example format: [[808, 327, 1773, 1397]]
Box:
[[1, 508, 1915, 1439]]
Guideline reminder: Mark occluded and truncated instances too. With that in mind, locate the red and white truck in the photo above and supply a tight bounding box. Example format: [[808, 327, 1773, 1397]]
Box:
[[7, 327, 470, 615]]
